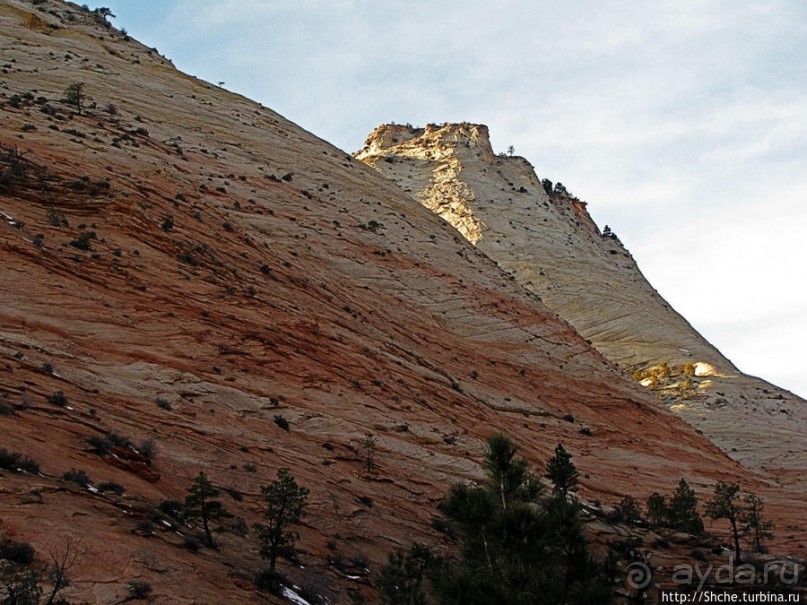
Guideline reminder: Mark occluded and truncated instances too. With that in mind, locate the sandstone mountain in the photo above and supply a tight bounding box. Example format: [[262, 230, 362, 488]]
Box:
[[0, 2, 802, 603], [356, 122, 805, 488]]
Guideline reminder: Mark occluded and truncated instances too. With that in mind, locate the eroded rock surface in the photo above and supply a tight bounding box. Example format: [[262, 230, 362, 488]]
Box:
[[0, 3, 802, 603], [357, 122, 805, 492]]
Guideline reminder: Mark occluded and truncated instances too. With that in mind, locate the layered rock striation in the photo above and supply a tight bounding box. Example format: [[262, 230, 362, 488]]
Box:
[[356, 122, 805, 486], [0, 2, 803, 602]]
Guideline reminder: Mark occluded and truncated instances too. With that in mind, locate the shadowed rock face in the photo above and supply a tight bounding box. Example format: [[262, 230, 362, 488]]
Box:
[[0, 2, 802, 603], [356, 122, 805, 505]]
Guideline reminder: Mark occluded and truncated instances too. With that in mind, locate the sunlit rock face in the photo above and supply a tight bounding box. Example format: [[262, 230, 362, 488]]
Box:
[[357, 122, 806, 491], [355, 123, 495, 244]]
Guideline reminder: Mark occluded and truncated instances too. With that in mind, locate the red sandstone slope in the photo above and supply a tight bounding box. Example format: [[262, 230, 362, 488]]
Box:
[[0, 2, 802, 603]]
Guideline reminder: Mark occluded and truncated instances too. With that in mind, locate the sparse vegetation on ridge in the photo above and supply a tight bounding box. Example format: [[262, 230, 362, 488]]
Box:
[[0, 448, 40, 474], [378, 434, 612, 605]]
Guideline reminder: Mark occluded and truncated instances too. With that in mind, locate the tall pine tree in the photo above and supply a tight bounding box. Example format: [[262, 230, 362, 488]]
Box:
[[184, 471, 231, 548], [546, 443, 579, 501], [255, 468, 309, 572], [429, 434, 608, 605], [705, 481, 743, 561], [668, 478, 703, 534]]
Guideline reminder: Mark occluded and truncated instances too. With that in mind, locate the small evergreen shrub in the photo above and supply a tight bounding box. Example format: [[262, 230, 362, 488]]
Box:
[[614, 494, 642, 524], [253, 568, 287, 595], [86, 431, 132, 454], [63, 468, 91, 485], [0, 448, 40, 474], [63, 82, 86, 114], [47, 391, 69, 406], [69, 230, 96, 250], [156, 398, 172, 411], [138, 438, 157, 463], [128, 580, 153, 599], [0, 539, 35, 564], [157, 499, 184, 522], [97, 481, 125, 495]]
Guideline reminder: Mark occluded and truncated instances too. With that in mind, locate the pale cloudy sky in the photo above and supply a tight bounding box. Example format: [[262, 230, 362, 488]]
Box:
[[87, 1, 806, 398]]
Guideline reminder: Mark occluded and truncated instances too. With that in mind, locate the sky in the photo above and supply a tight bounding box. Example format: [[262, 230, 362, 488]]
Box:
[[86, 1, 806, 398]]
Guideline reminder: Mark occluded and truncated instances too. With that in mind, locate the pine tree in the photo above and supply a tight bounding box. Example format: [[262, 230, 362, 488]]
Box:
[[184, 471, 231, 547], [433, 434, 609, 605], [740, 493, 774, 553], [615, 495, 642, 524], [255, 468, 309, 572], [483, 432, 540, 510], [546, 443, 579, 500], [553, 182, 570, 196], [377, 543, 435, 605], [63, 82, 85, 115], [705, 481, 743, 561], [668, 478, 703, 534], [93, 7, 115, 24], [645, 492, 668, 527]]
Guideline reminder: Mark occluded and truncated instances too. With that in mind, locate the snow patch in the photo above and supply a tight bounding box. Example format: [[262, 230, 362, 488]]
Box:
[[1, 211, 18, 226], [281, 586, 312, 605]]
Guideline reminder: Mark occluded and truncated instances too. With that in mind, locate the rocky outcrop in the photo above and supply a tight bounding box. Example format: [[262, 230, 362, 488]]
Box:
[[357, 122, 805, 489], [356, 123, 730, 370]]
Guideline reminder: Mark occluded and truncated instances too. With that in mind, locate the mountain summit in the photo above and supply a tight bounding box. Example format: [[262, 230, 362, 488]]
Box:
[[356, 121, 805, 483]]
